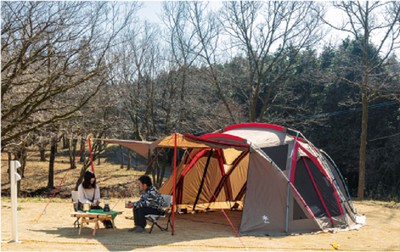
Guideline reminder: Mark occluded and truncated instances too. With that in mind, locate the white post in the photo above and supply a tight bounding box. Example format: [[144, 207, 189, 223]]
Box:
[[10, 160, 21, 243]]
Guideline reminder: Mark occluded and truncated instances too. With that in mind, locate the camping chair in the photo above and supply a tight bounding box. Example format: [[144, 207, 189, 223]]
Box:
[[145, 194, 173, 234], [71, 191, 80, 228]]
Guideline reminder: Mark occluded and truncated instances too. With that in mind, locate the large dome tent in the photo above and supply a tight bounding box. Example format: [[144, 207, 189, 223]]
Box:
[[104, 123, 364, 235], [158, 123, 361, 235]]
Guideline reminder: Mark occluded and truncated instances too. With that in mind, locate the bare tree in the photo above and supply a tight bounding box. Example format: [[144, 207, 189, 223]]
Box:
[[220, 1, 323, 122], [114, 20, 162, 140], [1, 2, 138, 148], [184, 2, 237, 123], [327, 1, 400, 200], [161, 2, 202, 131], [1, 1, 140, 192]]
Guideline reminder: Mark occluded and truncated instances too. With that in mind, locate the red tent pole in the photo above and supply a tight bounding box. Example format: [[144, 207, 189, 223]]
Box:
[[172, 133, 177, 235], [87, 137, 95, 172]]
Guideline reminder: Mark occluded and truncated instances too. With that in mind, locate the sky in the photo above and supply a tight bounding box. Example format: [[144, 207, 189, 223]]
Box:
[[136, 1, 398, 57], [137, 1, 163, 24]]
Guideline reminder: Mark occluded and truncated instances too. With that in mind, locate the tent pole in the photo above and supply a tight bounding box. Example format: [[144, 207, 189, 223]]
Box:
[[192, 149, 213, 211], [171, 133, 177, 235], [285, 132, 299, 233], [87, 137, 95, 173]]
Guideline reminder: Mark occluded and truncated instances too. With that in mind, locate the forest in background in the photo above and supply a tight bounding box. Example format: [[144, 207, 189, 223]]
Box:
[[2, 1, 400, 200]]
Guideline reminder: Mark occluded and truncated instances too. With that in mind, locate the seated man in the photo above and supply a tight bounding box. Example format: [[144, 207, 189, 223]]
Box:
[[129, 175, 164, 233]]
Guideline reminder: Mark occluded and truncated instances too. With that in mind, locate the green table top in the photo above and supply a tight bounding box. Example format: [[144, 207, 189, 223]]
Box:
[[88, 209, 119, 219]]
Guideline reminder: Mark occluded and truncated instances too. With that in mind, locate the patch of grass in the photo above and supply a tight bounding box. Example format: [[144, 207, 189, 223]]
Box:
[[1, 196, 68, 203], [1, 146, 147, 199]]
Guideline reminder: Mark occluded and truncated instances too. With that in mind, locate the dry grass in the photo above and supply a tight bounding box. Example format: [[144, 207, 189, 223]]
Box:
[[1, 147, 146, 198]]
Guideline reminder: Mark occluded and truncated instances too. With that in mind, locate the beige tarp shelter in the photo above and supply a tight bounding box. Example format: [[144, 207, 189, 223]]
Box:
[[105, 123, 362, 235], [103, 134, 210, 157]]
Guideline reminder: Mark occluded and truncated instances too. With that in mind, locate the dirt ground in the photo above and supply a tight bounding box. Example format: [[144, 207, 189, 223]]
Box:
[[1, 198, 400, 251]]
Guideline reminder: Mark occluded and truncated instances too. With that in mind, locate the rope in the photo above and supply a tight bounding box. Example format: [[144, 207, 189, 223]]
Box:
[[34, 144, 85, 223], [145, 147, 164, 174], [221, 209, 248, 250], [34, 169, 71, 223]]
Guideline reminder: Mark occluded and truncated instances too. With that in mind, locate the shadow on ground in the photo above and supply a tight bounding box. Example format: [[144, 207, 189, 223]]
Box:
[[29, 210, 259, 251]]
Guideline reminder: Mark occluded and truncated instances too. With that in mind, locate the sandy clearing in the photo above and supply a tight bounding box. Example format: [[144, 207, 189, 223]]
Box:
[[1, 199, 400, 251]]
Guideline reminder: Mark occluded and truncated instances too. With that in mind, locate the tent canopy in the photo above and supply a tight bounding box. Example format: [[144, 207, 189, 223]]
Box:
[[102, 133, 249, 158], [102, 134, 207, 158], [102, 123, 360, 235]]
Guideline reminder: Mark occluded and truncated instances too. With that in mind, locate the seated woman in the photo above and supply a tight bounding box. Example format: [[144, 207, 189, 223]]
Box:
[[78, 170, 113, 228], [78, 170, 101, 209]]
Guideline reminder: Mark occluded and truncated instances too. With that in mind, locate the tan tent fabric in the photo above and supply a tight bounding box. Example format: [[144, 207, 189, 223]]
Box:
[[159, 148, 204, 196], [222, 148, 243, 165], [102, 134, 209, 158], [102, 139, 158, 158], [240, 150, 288, 234], [226, 154, 249, 200], [157, 134, 209, 149], [181, 155, 224, 205]]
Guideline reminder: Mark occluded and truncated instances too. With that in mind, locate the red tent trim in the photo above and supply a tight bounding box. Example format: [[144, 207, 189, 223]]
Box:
[[224, 123, 286, 132]]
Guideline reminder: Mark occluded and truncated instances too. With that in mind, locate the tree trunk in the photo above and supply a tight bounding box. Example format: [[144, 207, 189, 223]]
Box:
[[62, 134, 69, 149], [69, 138, 78, 169], [17, 149, 27, 196], [357, 15, 370, 201], [157, 153, 168, 188], [357, 79, 369, 200], [145, 149, 153, 175], [135, 152, 138, 170], [47, 135, 57, 189], [249, 92, 257, 122], [80, 137, 86, 163], [127, 150, 131, 170], [40, 148, 46, 161], [7, 152, 11, 183], [20, 148, 27, 178], [120, 145, 124, 169]]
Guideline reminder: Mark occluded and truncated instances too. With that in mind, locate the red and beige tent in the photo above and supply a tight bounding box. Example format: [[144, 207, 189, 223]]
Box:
[[105, 123, 362, 235]]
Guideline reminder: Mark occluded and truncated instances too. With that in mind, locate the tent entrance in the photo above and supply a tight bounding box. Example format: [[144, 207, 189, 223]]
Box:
[[171, 148, 249, 212], [294, 157, 342, 222]]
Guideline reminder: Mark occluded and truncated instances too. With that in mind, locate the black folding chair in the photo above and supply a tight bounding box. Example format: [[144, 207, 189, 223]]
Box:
[[145, 194, 173, 234]]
